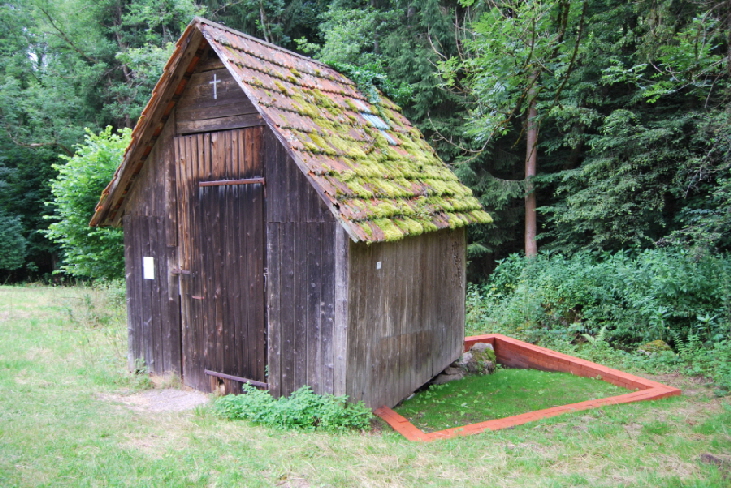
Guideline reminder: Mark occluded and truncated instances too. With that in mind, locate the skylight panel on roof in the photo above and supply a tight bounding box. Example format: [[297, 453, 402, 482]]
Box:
[[380, 130, 397, 146], [353, 99, 371, 113], [362, 113, 390, 131]]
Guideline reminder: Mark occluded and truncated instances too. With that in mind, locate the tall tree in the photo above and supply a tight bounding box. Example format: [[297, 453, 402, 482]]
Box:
[[0, 0, 207, 279], [440, 0, 588, 256]]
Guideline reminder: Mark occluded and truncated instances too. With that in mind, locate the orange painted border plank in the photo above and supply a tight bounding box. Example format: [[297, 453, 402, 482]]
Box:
[[376, 334, 681, 442]]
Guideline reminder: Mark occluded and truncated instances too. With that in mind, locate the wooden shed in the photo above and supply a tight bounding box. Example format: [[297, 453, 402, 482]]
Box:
[[91, 18, 491, 409]]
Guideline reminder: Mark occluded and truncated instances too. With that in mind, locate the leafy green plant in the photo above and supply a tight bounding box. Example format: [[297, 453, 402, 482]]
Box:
[[214, 385, 373, 433], [469, 249, 731, 347], [466, 248, 731, 391], [46, 127, 130, 280]]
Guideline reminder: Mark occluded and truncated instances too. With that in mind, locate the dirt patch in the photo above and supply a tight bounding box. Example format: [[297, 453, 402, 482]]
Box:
[[101, 389, 209, 412]]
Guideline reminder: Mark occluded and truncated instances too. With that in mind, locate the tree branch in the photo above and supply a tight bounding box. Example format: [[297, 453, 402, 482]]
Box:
[[35, 5, 97, 64]]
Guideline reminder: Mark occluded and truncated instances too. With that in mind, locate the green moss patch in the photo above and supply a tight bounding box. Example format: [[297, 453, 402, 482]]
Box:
[[394, 369, 629, 433]]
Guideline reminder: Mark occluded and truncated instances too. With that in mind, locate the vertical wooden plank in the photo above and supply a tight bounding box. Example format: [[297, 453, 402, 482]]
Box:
[[319, 223, 335, 394], [346, 242, 370, 403], [305, 222, 322, 393], [255, 127, 267, 382], [266, 223, 281, 397], [244, 184, 258, 379], [213, 185, 225, 374], [251, 126, 261, 177], [284, 153, 297, 223], [190, 134, 205, 390], [407, 236, 420, 394], [123, 215, 137, 371], [236, 132, 250, 380], [182, 134, 198, 388], [154, 216, 167, 374], [332, 225, 349, 396], [224, 155, 240, 379], [174, 136, 189, 382], [241, 130, 255, 379], [242, 129, 255, 379], [293, 221, 307, 391], [163, 121, 181, 375], [264, 129, 282, 223], [279, 223, 295, 396], [374, 243, 388, 407], [165, 115, 178, 248], [149, 143, 164, 374], [230, 183, 245, 380], [252, 181, 266, 381], [234, 128, 244, 177], [139, 216, 152, 372]]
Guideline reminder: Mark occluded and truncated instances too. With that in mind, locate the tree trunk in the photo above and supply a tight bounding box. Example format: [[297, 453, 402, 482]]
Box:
[[524, 88, 539, 257]]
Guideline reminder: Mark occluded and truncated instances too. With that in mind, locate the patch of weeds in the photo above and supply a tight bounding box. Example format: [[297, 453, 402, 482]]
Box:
[[694, 403, 731, 435], [395, 369, 628, 432], [63, 279, 126, 329], [642, 420, 673, 436], [213, 385, 373, 433]]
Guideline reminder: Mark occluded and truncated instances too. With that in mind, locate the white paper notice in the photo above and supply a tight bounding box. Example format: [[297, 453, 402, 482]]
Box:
[[143, 257, 155, 280]]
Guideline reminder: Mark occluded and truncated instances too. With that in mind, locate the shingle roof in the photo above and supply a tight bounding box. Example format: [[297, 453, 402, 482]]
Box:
[[91, 17, 491, 242]]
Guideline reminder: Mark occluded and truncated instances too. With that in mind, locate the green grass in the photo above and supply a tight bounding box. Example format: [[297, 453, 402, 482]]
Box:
[[395, 369, 629, 432], [1, 284, 731, 487]]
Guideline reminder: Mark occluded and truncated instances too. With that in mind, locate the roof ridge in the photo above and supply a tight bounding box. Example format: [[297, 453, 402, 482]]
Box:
[[192, 17, 332, 70]]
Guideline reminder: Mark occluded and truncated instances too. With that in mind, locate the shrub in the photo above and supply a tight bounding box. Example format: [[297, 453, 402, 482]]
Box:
[[46, 127, 130, 280], [469, 248, 731, 347], [466, 248, 731, 393], [213, 385, 373, 432]]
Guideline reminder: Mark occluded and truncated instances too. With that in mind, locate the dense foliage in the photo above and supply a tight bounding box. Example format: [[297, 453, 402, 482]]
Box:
[[213, 384, 373, 432], [1, 0, 729, 279], [46, 127, 129, 280], [467, 250, 731, 393]]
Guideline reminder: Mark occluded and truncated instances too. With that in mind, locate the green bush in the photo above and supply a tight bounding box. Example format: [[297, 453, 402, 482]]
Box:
[[466, 248, 731, 392], [469, 248, 731, 347], [213, 385, 373, 433], [46, 127, 130, 280]]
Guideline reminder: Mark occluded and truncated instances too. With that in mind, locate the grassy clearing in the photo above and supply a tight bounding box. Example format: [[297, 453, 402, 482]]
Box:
[[1, 285, 731, 487], [395, 369, 628, 432]]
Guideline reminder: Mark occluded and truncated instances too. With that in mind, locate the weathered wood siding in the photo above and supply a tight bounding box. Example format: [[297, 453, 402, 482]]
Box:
[[264, 129, 342, 399], [123, 115, 181, 376], [346, 228, 467, 408], [174, 128, 266, 392], [175, 48, 263, 135], [169, 47, 269, 392]]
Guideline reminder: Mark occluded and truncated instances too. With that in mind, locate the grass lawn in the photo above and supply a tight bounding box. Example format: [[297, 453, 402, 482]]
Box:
[[395, 369, 629, 432], [1, 284, 730, 487]]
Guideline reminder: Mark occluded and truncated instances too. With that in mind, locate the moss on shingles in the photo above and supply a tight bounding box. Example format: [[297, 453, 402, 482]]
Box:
[[470, 209, 493, 223], [273, 80, 285, 92], [369, 218, 405, 241], [344, 179, 374, 199], [393, 217, 424, 236], [218, 32, 492, 243]]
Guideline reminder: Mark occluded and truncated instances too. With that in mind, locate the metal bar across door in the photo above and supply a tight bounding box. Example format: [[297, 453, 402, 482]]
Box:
[[199, 177, 265, 187]]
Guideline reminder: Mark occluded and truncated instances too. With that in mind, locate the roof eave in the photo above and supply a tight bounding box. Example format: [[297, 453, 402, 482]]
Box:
[[90, 21, 206, 227]]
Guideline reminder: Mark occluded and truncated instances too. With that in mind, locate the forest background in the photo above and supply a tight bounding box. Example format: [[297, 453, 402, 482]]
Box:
[[1, 0, 729, 280], [1, 0, 730, 386], [0, 0, 731, 281]]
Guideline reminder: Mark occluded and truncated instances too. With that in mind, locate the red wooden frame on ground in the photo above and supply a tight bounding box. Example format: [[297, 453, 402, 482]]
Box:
[[375, 334, 681, 441]]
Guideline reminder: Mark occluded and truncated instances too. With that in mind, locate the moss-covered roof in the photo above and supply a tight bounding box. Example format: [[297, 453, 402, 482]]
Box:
[[92, 18, 491, 242]]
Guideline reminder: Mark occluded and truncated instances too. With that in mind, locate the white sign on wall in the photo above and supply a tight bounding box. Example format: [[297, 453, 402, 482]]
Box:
[[143, 257, 155, 280]]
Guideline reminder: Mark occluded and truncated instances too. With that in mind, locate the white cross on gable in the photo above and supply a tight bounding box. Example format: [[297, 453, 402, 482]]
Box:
[[209, 73, 221, 100]]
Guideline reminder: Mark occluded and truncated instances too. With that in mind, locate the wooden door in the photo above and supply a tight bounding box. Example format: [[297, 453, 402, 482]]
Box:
[[175, 128, 266, 392]]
